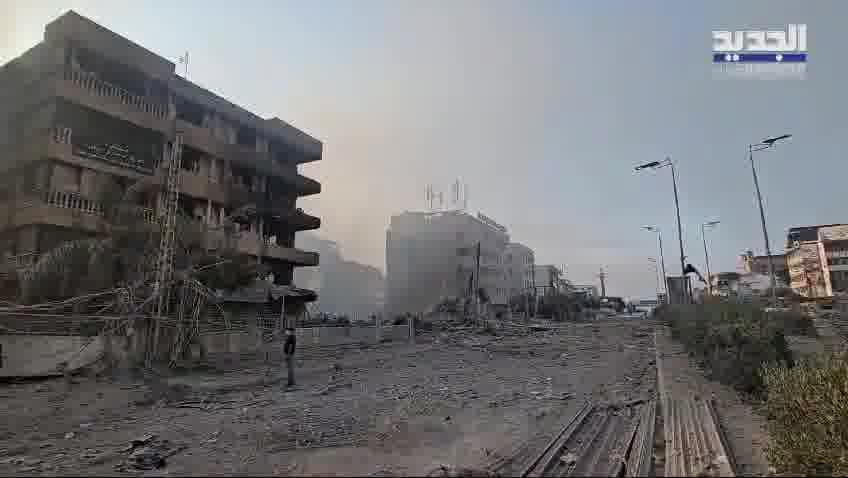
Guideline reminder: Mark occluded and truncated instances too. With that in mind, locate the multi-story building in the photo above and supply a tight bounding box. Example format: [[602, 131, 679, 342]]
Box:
[[0, 11, 321, 294], [533, 265, 563, 295], [740, 250, 788, 285], [504, 242, 534, 300], [386, 210, 509, 315], [784, 224, 848, 298]]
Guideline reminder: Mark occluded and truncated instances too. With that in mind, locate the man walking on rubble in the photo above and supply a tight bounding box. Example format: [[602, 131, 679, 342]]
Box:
[[284, 327, 296, 387]]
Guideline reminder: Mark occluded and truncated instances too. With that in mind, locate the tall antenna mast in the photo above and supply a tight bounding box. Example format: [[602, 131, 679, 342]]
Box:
[[150, 131, 184, 365], [178, 52, 189, 79], [598, 267, 607, 298]]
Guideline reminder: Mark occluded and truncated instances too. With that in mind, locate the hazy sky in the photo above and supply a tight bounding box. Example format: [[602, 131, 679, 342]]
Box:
[[3, 0, 846, 298]]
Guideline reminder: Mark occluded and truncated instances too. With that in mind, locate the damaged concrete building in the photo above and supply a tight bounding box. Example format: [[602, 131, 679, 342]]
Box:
[[786, 224, 848, 299], [0, 11, 324, 372]]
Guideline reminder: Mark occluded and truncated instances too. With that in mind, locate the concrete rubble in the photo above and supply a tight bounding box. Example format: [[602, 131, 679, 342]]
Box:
[[0, 317, 657, 476]]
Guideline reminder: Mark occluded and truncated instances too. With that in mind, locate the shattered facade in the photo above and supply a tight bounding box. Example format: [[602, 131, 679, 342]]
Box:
[[0, 11, 322, 295]]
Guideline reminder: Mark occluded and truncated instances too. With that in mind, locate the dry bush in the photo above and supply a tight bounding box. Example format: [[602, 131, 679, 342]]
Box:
[[762, 356, 848, 476], [658, 303, 795, 396]]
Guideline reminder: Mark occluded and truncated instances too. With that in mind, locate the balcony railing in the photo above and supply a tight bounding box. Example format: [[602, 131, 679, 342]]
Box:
[[43, 189, 104, 215], [23, 188, 157, 224], [4, 253, 38, 269], [64, 69, 169, 120], [51, 126, 154, 174]]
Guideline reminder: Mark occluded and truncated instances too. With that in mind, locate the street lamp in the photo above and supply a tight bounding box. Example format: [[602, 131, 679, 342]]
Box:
[[701, 220, 720, 297], [635, 158, 687, 302], [642, 226, 669, 301], [749, 134, 792, 305], [648, 257, 661, 297]]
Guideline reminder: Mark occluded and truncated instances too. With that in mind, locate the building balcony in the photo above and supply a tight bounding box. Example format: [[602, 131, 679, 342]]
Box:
[[177, 119, 321, 196], [2, 188, 156, 233], [235, 231, 319, 266], [177, 170, 228, 204], [56, 69, 171, 135]]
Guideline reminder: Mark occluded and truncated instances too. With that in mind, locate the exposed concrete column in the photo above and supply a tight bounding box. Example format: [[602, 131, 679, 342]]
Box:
[[206, 200, 212, 225]]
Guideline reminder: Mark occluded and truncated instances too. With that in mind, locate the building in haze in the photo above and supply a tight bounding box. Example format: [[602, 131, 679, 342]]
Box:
[[385, 210, 509, 316], [504, 242, 534, 300], [0, 11, 322, 298], [295, 232, 385, 319]]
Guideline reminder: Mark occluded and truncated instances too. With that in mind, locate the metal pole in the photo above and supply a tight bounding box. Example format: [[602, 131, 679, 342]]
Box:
[[657, 231, 669, 300], [651, 263, 660, 296], [702, 224, 713, 297], [475, 241, 481, 325], [749, 145, 777, 304], [669, 160, 687, 303]]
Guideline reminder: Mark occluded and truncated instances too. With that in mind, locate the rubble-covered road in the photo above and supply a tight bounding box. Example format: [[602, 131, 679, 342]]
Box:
[[0, 318, 657, 476]]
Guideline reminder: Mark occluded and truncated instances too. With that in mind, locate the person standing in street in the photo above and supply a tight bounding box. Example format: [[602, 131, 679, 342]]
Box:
[[284, 327, 296, 387]]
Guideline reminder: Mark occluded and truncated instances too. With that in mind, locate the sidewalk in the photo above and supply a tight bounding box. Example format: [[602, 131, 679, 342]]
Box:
[[655, 327, 771, 477]]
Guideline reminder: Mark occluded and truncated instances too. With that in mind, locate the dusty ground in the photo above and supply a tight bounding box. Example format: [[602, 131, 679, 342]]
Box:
[[0, 318, 656, 476]]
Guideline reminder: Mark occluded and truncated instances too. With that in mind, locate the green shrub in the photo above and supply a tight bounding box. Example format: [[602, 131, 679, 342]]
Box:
[[762, 356, 848, 476], [659, 303, 795, 396]]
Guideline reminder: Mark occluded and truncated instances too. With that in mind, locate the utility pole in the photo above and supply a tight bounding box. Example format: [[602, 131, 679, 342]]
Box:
[[474, 241, 481, 325], [530, 253, 536, 318]]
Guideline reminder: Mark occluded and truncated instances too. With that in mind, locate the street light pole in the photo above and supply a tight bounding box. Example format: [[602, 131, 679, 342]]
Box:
[[669, 160, 686, 282], [749, 144, 775, 304], [748, 134, 791, 305], [643, 226, 669, 302], [636, 158, 687, 303], [649, 258, 661, 297], [701, 221, 720, 297]]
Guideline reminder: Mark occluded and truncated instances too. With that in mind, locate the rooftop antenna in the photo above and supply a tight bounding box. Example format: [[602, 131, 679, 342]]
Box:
[[464, 183, 469, 211], [598, 267, 607, 298], [178, 52, 189, 79]]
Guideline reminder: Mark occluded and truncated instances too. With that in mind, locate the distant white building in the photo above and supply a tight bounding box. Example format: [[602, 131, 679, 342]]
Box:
[[533, 265, 563, 295], [504, 242, 534, 300], [386, 210, 510, 315]]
